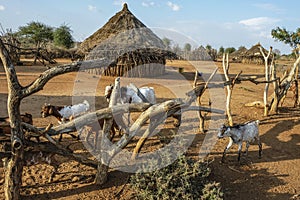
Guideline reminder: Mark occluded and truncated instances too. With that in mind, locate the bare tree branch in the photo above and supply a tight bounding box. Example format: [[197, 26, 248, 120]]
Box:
[[21, 59, 111, 98]]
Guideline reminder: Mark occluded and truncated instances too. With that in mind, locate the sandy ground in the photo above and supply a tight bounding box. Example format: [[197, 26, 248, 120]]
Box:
[[0, 59, 300, 200]]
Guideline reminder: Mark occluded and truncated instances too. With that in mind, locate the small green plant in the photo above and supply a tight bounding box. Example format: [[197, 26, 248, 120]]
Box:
[[130, 155, 223, 200], [201, 182, 224, 200]]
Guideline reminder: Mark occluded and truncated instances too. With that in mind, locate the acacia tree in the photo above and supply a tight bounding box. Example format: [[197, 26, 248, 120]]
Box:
[[53, 24, 74, 49], [17, 21, 53, 49], [271, 27, 300, 51], [17, 21, 54, 64], [272, 27, 300, 106]]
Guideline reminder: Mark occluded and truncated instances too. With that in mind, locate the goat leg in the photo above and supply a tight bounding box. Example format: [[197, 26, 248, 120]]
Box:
[[48, 164, 58, 183], [258, 140, 262, 158], [109, 126, 116, 141], [237, 142, 243, 162], [58, 133, 63, 142], [221, 148, 227, 163], [244, 142, 250, 156], [172, 113, 181, 127], [222, 137, 233, 162]]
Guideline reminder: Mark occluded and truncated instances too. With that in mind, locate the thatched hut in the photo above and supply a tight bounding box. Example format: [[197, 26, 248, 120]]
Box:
[[77, 3, 175, 77], [229, 46, 248, 62], [241, 43, 270, 65]]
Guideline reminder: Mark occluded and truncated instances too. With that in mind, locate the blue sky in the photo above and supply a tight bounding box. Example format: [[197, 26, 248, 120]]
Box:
[[0, 0, 299, 54]]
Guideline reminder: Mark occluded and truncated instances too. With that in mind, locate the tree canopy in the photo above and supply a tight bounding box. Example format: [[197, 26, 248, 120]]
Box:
[[218, 46, 225, 55], [17, 21, 74, 49], [162, 37, 172, 50], [184, 43, 191, 52], [17, 21, 53, 48], [271, 27, 300, 50], [225, 47, 236, 54], [53, 24, 74, 49]]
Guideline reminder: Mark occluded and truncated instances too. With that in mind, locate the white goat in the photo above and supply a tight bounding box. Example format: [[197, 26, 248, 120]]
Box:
[[217, 120, 262, 162], [104, 84, 156, 104], [104, 83, 181, 128]]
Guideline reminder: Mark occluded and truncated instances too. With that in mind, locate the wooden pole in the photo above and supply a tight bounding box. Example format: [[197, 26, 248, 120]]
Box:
[[259, 46, 272, 116]]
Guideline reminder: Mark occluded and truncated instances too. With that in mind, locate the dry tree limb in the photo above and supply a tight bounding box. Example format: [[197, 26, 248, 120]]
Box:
[[244, 101, 264, 108], [22, 123, 97, 168], [222, 53, 241, 126], [270, 50, 300, 112], [260, 46, 273, 116], [193, 67, 218, 133], [95, 77, 120, 185]]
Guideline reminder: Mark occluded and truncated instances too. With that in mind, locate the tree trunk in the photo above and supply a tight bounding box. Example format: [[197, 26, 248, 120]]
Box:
[[197, 96, 205, 133], [94, 77, 120, 185], [270, 53, 300, 110], [4, 83, 23, 199], [259, 46, 272, 117], [0, 36, 111, 198], [223, 54, 233, 126], [1, 38, 24, 200], [269, 58, 279, 114]]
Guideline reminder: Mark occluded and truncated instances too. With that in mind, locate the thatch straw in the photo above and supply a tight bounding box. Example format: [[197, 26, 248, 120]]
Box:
[[241, 43, 270, 65], [78, 3, 175, 77]]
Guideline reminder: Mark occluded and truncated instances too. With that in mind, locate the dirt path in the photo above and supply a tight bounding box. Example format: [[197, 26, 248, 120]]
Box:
[[0, 60, 299, 199]]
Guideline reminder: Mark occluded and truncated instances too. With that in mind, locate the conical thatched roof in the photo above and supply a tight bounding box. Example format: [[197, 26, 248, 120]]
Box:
[[241, 43, 270, 65], [77, 3, 165, 55], [79, 3, 175, 77], [230, 46, 248, 57], [229, 46, 248, 62], [244, 43, 268, 57]]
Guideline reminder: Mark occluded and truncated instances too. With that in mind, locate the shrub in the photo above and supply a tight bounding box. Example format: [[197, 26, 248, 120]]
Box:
[[130, 155, 223, 200]]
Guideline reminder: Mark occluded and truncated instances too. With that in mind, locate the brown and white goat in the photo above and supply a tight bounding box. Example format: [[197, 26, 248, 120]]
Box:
[[41, 100, 90, 123]]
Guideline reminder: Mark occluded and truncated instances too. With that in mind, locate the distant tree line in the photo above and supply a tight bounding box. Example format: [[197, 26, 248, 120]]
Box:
[[0, 21, 76, 65], [162, 37, 239, 61], [16, 21, 75, 49]]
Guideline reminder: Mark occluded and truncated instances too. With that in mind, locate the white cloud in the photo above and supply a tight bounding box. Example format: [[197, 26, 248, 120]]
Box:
[[0, 5, 5, 11], [167, 1, 180, 11], [142, 1, 155, 7], [88, 5, 97, 11], [239, 17, 280, 30]]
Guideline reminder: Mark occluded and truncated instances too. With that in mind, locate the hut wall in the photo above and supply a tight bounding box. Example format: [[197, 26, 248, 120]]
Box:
[[85, 62, 165, 77], [241, 57, 265, 65]]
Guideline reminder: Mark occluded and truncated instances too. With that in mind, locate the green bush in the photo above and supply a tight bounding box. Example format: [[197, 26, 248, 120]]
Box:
[[130, 155, 223, 200]]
